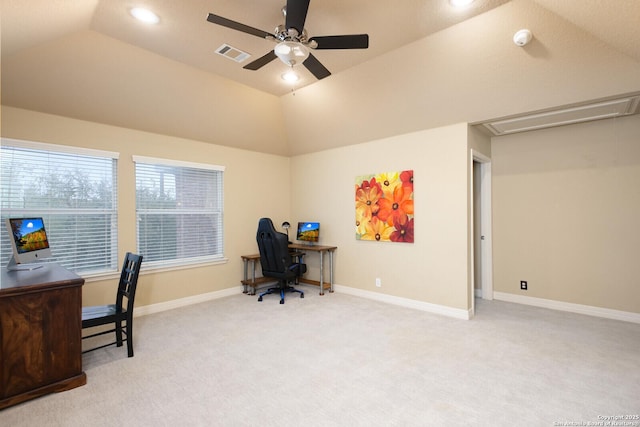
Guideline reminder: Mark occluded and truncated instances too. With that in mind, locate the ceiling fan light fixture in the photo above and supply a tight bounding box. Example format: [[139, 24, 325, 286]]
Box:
[[449, 0, 475, 8], [130, 7, 160, 24], [281, 70, 299, 83], [274, 41, 309, 66]]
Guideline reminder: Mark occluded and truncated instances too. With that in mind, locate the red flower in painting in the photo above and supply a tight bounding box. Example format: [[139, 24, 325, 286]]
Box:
[[400, 169, 413, 193], [390, 214, 414, 243]]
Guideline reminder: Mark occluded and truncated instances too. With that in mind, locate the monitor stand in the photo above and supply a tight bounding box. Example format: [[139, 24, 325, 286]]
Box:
[[6, 255, 44, 271]]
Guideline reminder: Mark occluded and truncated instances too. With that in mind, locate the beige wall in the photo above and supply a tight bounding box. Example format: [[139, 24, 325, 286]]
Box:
[[1, 107, 477, 313], [1, 106, 291, 307], [492, 114, 640, 313], [7, 103, 637, 316], [290, 124, 472, 310]]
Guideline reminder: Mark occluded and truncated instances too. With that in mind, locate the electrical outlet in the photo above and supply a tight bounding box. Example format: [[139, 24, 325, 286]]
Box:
[[375, 278, 382, 287], [520, 280, 528, 290]]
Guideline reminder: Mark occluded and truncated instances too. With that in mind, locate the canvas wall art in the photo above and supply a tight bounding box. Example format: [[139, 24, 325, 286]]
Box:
[[355, 170, 414, 243]]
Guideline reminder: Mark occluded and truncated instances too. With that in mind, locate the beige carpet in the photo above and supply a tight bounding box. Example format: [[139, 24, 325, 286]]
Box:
[[1, 286, 639, 426]]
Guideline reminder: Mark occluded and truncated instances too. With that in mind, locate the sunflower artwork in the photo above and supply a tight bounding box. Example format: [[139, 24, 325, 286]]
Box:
[[355, 170, 414, 243]]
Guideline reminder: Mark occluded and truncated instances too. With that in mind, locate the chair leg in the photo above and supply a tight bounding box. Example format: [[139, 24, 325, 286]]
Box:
[[126, 317, 134, 357], [290, 287, 304, 298], [115, 320, 123, 347], [258, 287, 275, 302]]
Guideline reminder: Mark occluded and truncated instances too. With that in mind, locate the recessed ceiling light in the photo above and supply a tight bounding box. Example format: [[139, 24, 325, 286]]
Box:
[[449, 0, 475, 8], [281, 70, 300, 83], [130, 7, 160, 24]]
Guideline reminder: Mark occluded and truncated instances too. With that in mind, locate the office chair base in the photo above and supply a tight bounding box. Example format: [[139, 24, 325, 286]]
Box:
[[258, 285, 304, 304]]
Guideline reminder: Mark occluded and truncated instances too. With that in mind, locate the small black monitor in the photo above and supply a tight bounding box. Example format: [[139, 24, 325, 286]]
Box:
[[5, 217, 52, 270], [296, 222, 320, 243]]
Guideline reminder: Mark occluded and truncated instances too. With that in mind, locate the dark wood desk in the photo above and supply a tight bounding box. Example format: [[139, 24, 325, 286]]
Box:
[[241, 244, 337, 295], [0, 264, 86, 410]]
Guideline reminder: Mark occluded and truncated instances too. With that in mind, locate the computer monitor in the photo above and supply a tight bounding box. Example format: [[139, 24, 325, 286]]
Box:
[[296, 221, 320, 244], [5, 217, 52, 271]]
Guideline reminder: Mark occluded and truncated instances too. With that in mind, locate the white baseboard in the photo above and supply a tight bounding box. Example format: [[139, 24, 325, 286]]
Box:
[[334, 284, 472, 320], [493, 291, 640, 324], [132, 286, 638, 325], [134, 286, 242, 317]]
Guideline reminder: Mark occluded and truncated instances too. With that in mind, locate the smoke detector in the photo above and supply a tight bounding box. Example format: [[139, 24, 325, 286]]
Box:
[[513, 29, 533, 47]]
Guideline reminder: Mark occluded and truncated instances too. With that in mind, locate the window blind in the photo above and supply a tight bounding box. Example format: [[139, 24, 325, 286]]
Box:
[[133, 156, 224, 269], [0, 139, 119, 275]]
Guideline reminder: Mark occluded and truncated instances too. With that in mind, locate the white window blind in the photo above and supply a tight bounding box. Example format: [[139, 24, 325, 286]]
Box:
[[133, 156, 224, 269], [0, 139, 119, 275]]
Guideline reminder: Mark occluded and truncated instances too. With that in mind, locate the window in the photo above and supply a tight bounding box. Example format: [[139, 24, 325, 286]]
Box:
[[133, 156, 224, 269], [0, 139, 119, 275]]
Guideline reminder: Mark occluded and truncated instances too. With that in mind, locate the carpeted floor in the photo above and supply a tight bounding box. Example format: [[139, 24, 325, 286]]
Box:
[[1, 286, 639, 426]]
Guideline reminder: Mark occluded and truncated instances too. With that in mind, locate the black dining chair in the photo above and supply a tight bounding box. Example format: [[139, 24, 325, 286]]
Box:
[[82, 252, 143, 357], [256, 218, 306, 304]]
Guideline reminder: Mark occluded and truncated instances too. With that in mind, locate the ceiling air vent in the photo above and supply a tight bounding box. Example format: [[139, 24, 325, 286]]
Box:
[[215, 44, 250, 63], [483, 95, 640, 136]]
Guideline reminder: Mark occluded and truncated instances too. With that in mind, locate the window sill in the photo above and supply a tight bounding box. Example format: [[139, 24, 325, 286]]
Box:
[[81, 258, 229, 283], [140, 258, 229, 275]]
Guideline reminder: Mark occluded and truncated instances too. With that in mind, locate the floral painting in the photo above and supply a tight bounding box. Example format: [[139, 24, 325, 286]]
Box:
[[355, 170, 414, 243]]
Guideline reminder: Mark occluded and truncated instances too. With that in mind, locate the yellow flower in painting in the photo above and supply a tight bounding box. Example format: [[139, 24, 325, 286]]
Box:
[[377, 171, 401, 200], [361, 216, 394, 241], [355, 206, 371, 236], [355, 179, 382, 219]]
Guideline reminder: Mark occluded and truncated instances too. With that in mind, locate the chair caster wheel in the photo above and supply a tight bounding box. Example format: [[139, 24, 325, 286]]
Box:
[[280, 299, 284, 304], [301, 294, 304, 298], [258, 296, 263, 302]]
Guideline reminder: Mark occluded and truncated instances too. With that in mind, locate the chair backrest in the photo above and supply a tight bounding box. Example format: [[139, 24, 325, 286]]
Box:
[[115, 252, 143, 313], [256, 218, 292, 276]]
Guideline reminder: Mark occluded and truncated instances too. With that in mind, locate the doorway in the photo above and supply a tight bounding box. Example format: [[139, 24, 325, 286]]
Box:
[[471, 151, 493, 316]]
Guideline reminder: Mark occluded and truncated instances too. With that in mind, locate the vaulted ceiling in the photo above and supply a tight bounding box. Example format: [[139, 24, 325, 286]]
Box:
[[2, 0, 639, 155]]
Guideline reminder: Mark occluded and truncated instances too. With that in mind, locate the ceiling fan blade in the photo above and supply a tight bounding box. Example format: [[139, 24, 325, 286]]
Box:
[[243, 51, 277, 70], [303, 53, 331, 80], [206, 13, 271, 39], [310, 34, 369, 49], [285, 0, 310, 34]]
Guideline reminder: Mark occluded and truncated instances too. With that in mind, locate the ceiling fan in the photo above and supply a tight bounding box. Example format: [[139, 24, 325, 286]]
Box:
[[206, 0, 369, 80]]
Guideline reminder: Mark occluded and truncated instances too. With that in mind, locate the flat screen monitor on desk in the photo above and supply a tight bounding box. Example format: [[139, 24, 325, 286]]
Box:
[[5, 217, 52, 271], [296, 221, 320, 244]]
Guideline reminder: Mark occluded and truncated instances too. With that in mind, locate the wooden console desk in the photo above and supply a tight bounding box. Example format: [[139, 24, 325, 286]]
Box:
[[241, 244, 337, 296], [0, 264, 86, 410]]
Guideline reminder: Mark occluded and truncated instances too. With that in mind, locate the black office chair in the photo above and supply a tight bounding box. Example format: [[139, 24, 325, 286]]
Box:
[[256, 218, 306, 304], [82, 252, 143, 357]]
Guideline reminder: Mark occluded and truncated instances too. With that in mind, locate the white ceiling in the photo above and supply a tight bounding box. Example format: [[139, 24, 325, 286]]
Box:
[[2, 0, 640, 155], [2, 0, 513, 95]]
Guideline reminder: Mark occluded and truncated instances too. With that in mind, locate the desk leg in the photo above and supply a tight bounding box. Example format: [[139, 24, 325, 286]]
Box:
[[329, 250, 334, 293], [251, 259, 257, 295], [319, 251, 324, 295], [242, 258, 249, 294]]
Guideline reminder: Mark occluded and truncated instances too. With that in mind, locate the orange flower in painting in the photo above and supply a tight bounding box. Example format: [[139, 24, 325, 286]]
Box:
[[361, 216, 394, 241], [355, 178, 382, 219], [376, 183, 414, 226]]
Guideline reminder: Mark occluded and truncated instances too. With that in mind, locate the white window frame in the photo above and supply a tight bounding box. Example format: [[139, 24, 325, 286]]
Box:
[[1, 138, 119, 276], [133, 155, 226, 271]]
